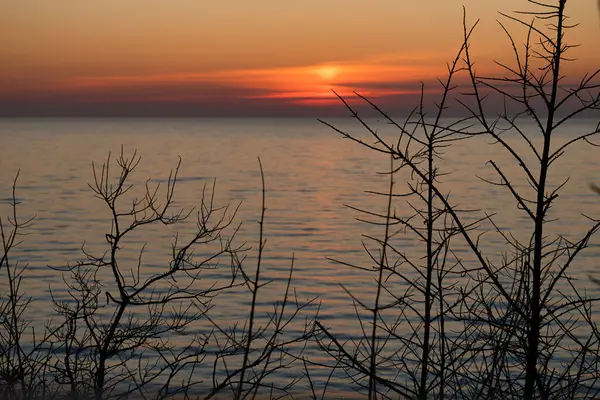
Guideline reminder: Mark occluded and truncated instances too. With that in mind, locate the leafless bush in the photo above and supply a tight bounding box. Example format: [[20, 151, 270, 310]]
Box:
[[318, 1, 600, 399], [1, 150, 318, 400]]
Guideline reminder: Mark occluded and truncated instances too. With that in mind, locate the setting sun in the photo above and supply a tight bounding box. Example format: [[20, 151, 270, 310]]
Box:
[[315, 66, 340, 81]]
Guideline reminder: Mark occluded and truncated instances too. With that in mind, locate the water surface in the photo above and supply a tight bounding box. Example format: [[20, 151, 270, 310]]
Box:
[[1, 117, 599, 396]]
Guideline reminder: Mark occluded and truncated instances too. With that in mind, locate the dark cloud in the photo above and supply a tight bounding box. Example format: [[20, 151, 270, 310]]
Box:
[[0, 83, 423, 118], [1, 73, 594, 118]]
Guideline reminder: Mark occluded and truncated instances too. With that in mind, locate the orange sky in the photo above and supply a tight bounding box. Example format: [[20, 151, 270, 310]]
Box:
[[1, 0, 599, 116]]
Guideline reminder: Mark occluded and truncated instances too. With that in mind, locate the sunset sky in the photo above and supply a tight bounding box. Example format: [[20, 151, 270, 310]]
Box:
[[2, 1, 599, 117]]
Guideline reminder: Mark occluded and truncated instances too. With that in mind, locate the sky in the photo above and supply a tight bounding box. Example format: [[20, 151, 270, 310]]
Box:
[[2, 1, 599, 117]]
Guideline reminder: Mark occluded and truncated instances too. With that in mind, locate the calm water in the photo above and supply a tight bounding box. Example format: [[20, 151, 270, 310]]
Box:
[[1, 117, 600, 396]]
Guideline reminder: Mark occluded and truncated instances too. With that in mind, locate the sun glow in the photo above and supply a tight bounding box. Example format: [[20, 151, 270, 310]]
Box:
[[50, 59, 440, 108], [315, 66, 340, 81]]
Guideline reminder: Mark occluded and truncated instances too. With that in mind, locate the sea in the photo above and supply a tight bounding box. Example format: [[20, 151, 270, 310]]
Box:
[[1, 117, 600, 397]]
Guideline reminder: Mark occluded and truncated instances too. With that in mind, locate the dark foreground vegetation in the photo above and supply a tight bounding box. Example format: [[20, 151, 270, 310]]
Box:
[[2, 1, 600, 399]]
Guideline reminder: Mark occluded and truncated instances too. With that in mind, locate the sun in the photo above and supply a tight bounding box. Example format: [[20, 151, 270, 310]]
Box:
[[315, 66, 339, 81]]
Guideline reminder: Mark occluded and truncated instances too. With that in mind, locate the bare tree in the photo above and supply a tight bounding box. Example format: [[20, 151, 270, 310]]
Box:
[[43, 148, 244, 399], [319, 1, 600, 399]]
